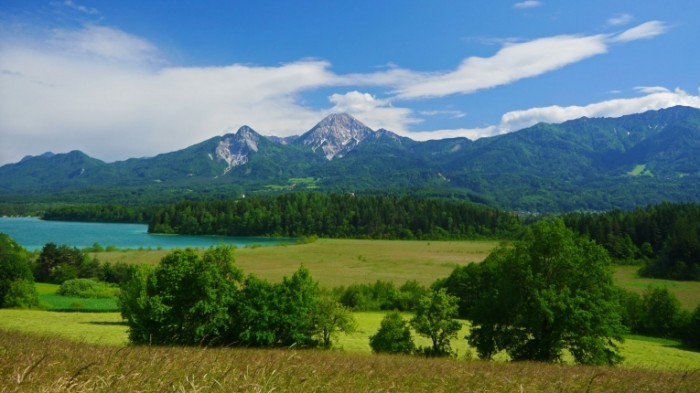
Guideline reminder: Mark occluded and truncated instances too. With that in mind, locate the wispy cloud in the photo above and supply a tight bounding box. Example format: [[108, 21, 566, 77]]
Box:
[[0, 26, 339, 163], [513, 1, 543, 9], [610, 20, 668, 43], [61, 0, 99, 15], [607, 13, 633, 26], [393, 34, 608, 99], [0, 19, 677, 163], [419, 110, 466, 119], [406, 88, 700, 141], [388, 21, 670, 100]]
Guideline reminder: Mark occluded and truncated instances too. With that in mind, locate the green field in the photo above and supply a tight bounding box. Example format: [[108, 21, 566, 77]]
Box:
[[89, 239, 700, 310], [90, 239, 498, 287], [2, 329, 697, 393], [36, 283, 119, 311], [4, 238, 696, 381], [614, 266, 700, 310], [1, 309, 699, 371]]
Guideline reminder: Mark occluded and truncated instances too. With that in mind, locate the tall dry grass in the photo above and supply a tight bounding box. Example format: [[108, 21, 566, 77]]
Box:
[[1, 329, 697, 392]]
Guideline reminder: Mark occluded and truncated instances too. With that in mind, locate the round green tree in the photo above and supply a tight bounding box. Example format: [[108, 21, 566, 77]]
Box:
[[369, 311, 415, 354], [410, 288, 461, 357], [120, 246, 243, 345], [0, 233, 39, 309], [467, 219, 625, 365]]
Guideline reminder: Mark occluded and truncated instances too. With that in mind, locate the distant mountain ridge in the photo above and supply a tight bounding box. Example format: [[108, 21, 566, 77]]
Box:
[[1, 106, 699, 212]]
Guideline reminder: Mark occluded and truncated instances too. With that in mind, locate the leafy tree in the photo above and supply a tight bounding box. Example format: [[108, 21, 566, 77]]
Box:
[[410, 288, 461, 357], [276, 266, 320, 347], [681, 305, 700, 349], [638, 287, 683, 337], [0, 233, 39, 309], [120, 246, 243, 345], [369, 311, 415, 354], [35, 243, 96, 283], [467, 219, 625, 365], [235, 275, 279, 346], [313, 295, 356, 348], [3, 279, 40, 309]]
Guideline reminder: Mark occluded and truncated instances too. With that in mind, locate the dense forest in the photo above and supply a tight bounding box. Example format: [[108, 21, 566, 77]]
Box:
[[563, 203, 700, 280], [42, 204, 152, 224], [146, 193, 521, 240]]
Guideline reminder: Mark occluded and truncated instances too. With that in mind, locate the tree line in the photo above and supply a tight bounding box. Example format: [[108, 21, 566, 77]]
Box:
[[43, 204, 152, 224], [147, 193, 521, 240], [563, 202, 700, 280]]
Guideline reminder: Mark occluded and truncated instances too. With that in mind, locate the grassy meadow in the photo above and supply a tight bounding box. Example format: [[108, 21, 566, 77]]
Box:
[[2, 328, 699, 392], [90, 238, 499, 287], [2, 238, 699, 391], [89, 239, 700, 310]]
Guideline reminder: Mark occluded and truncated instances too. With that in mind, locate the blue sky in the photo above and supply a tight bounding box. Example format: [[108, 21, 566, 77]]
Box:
[[1, 0, 699, 164]]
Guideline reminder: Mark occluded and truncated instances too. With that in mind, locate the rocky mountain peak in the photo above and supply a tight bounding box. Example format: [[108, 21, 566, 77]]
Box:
[[296, 113, 375, 160], [214, 126, 261, 174]]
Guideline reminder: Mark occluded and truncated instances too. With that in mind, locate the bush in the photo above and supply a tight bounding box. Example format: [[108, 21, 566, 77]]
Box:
[[2, 279, 40, 309], [638, 287, 684, 337], [58, 278, 118, 298], [0, 233, 38, 309], [369, 311, 415, 354], [681, 305, 700, 349]]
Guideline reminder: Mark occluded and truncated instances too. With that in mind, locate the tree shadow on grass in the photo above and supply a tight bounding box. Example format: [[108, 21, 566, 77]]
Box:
[[83, 321, 128, 326]]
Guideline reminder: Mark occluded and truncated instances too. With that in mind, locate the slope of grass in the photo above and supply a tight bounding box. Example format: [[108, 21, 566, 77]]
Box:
[[1, 329, 697, 392], [0, 309, 127, 346], [614, 265, 700, 310], [2, 309, 698, 371]]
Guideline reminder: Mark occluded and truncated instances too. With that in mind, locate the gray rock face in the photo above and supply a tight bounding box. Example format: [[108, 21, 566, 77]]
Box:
[[296, 113, 374, 160]]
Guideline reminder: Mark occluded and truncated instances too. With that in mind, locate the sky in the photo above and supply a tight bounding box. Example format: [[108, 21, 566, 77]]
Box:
[[1, 0, 699, 165]]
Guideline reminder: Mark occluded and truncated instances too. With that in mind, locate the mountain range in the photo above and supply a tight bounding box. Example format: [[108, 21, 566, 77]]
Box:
[[2, 106, 699, 212]]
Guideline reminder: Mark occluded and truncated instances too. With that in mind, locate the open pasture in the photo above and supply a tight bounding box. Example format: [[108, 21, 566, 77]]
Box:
[[91, 239, 499, 287], [1, 328, 699, 393], [90, 239, 700, 310], [1, 309, 699, 372]]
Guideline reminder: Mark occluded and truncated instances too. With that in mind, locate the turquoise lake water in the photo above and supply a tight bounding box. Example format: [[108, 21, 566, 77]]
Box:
[[0, 217, 295, 251]]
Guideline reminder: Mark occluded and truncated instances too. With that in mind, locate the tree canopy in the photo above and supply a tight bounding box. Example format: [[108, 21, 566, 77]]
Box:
[[466, 219, 626, 365]]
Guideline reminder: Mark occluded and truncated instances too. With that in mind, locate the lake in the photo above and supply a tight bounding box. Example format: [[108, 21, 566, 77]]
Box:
[[0, 217, 295, 251]]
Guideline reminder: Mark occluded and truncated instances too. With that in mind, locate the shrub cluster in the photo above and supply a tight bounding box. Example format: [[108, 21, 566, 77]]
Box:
[[617, 286, 700, 348], [335, 280, 428, 312], [0, 233, 40, 309], [119, 246, 354, 348], [57, 278, 118, 299]]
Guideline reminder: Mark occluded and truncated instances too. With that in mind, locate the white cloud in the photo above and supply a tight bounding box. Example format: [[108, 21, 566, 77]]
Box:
[[0, 19, 678, 164], [50, 25, 162, 65], [513, 1, 543, 9], [419, 110, 466, 119], [610, 21, 668, 43], [607, 14, 634, 26], [0, 26, 339, 163], [326, 91, 419, 132], [394, 34, 608, 99], [406, 88, 700, 141], [61, 0, 99, 15]]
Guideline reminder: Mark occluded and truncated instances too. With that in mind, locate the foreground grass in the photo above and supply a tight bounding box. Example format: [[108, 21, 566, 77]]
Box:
[[2, 330, 698, 393], [2, 309, 699, 371]]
